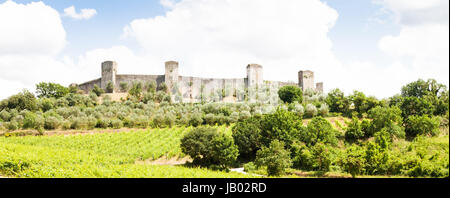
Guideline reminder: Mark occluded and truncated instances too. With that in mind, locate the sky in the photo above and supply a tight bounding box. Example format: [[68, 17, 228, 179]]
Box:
[[0, 0, 448, 100]]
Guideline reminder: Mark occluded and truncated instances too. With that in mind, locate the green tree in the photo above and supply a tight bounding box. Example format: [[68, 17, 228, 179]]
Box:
[[180, 127, 238, 169], [232, 116, 262, 160], [367, 106, 403, 138], [0, 90, 38, 112], [278, 86, 303, 104], [255, 140, 292, 176], [340, 145, 366, 178], [106, 81, 114, 93], [36, 82, 69, 99], [325, 88, 351, 115], [91, 85, 105, 97], [129, 81, 143, 98], [301, 116, 337, 146], [260, 107, 303, 149], [404, 115, 440, 137]]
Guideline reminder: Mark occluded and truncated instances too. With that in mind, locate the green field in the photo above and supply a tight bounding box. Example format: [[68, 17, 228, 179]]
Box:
[[0, 126, 253, 178]]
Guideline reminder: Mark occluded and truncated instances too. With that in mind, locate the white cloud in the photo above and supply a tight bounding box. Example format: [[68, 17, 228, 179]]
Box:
[[0, 1, 66, 55], [123, 0, 342, 88], [63, 6, 97, 20], [376, 0, 449, 90], [160, 0, 176, 8]]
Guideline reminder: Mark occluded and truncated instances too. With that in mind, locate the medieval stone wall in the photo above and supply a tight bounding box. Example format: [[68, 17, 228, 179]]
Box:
[[76, 60, 324, 102]]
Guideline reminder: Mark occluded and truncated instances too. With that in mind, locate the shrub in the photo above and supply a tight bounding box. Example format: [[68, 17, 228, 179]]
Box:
[[345, 117, 366, 142], [255, 140, 292, 176], [180, 127, 238, 169], [6, 121, 19, 131], [364, 141, 389, 175], [1, 90, 38, 112], [301, 116, 337, 146], [106, 81, 114, 93], [340, 145, 366, 178], [278, 86, 303, 104], [39, 98, 55, 112], [368, 106, 403, 138], [92, 85, 105, 97], [305, 104, 318, 118], [119, 82, 129, 92], [111, 119, 124, 129], [188, 112, 204, 127], [289, 102, 304, 117], [243, 162, 257, 173], [232, 116, 262, 159], [405, 115, 440, 137], [96, 117, 112, 128], [260, 107, 303, 149], [0, 110, 11, 122], [325, 88, 350, 115], [44, 116, 61, 130], [309, 143, 333, 171], [318, 103, 329, 117]]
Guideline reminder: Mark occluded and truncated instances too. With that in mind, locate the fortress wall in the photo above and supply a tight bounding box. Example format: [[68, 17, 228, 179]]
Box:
[[116, 74, 165, 89], [177, 76, 246, 102], [78, 78, 101, 93]]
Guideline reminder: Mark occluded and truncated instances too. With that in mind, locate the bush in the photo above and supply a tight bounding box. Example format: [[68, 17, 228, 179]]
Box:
[[111, 119, 124, 129], [180, 127, 238, 169], [106, 81, 114, 93], [243, 162, 257, 173], [364, 141, 389, 175], [289, 102, 304, 117], [188, 112, 204, 127], [345, 117, 366, 142], [119, 82, 128, 92], [92, 85, 105, 97], [400, 97, 434, 119], [0, 110, 11, 122], [96, 117, 112, 128], [232, 116, 262, 160], [368, 106, 403, 138], [318, 103, 329, 117], [44, 116, 61, 130], [301, 116, 337, 146], [278, 86, 303, 104], [340, 145, 366, 178], [260, 107, 303, 149], [255, 140, 292, 176], [1, 90, 38, 112], [325, 88, 350, 115], [405, 115, 440, 137], [305, 104, 318, 118]]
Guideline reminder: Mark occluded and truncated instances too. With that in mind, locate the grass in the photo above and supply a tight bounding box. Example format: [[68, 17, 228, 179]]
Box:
[[0, 125, 254, 178]]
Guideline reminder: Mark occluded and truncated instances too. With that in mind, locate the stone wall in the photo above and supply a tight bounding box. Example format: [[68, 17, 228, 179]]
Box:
[[76, 60, 324, 102]]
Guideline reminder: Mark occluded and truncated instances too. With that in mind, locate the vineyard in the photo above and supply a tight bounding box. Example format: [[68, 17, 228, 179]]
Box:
[[0, 126, 252, 178]]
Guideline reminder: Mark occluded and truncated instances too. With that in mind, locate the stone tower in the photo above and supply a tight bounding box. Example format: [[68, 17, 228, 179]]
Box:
[[246, 64, 263, 88], [101, 61, 117, 92], [316, 82, 324, 93], [165, 61, 179, 93], [298, 70, 315, 91]]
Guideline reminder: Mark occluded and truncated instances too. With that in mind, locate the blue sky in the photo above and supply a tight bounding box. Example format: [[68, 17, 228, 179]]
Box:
[[0, 0, 448, 99], [3, 0, 399, 64]]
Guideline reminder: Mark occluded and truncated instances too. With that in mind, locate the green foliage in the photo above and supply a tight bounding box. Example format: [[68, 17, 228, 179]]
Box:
[[405, 115, 440, 137], [255, 140, 292, 176], [325, 88, 351, 115], [301, 116, 337, 146], [232, 116, 262, 159], [278, 86, 303, 104], [367, 106, 403, 138], [129, 81, 143, 98], [364, 141, 390, 175], [106, 81, 114, 93], [158, 82, 168, 93], [340, 145, 366, 178], [400, 97, 434, 119], [260, 107, 303, 149], [119, 82, 129, 92], [92, 85, 105, 97], [146, 81, 157, 93], [180, 127, 238, 169], [0, 90, 38, 112], [36, 82, 69, 99], [345, 117, 366, 142], [305, 103, 318, 118], [350, 91, 380, 117]]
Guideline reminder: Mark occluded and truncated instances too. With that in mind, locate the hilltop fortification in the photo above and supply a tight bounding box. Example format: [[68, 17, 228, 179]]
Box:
[[76, 61, 323, 102]]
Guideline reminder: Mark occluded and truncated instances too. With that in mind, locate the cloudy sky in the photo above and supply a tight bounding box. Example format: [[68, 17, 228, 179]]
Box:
[[0, 0, 448, 100]]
